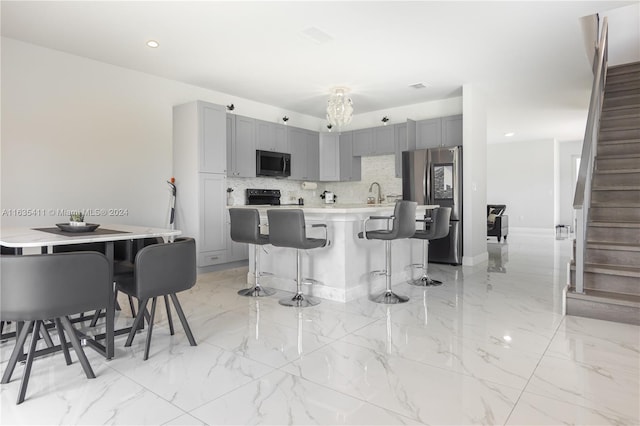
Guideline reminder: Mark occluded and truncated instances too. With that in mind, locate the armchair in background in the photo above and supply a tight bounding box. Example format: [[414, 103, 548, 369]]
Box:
[[487, 204, 508, 242]]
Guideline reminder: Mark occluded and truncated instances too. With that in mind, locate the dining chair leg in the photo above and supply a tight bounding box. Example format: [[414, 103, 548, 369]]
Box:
[[125, 298, 149, 347], [127, 296, 137, 318], [143, 298, 158, 361], [54, 318, 72, 366], [164, 295, 175, 336], [1, 320, 33, 384], [38, 321, 54, 348], [170, 293, 196, 346], [89, 310, 101, 327], [60, 316, 95, 380], [17, 320, 41, 404]]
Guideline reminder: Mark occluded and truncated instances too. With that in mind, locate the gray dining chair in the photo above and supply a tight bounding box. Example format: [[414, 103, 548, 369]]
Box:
[[0, 251, 112, 404], [229, 208, 275, 297], [267, 209, 328, 307], [115, 237, 197, 360], [409, 207, 452, 286], [358, 200, 417, 304]]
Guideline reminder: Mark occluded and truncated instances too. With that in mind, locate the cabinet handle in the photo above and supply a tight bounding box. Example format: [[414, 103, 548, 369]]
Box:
[[210, 256, 219, 260]]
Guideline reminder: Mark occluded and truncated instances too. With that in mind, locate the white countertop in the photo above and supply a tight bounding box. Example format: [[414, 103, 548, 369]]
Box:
[[0, 224, 181, 248], [228, 204, 439, 214]]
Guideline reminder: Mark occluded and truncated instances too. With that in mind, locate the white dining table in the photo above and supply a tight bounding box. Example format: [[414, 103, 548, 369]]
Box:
[[0, 224, 182, 359]]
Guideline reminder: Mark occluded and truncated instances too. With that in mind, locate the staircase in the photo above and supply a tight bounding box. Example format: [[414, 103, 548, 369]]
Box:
[[567, 61, 640, 325]]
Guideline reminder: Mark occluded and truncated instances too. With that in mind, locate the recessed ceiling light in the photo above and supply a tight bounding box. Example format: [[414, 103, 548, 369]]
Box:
[[503, 335, 512, 342], [146, 40, 159, 48], [504, 132, 515, 137], [409, 82, 428, 89]]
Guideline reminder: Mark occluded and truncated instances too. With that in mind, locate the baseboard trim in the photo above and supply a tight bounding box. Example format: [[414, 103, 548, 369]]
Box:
[[463, 251, 488, 266], [509, 227, 556, 236]]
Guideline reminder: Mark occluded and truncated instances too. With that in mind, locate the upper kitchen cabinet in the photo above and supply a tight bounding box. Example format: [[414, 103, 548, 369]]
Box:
[[394, 119, 416, 178], [174, 100, 226, 174], [227, 114, 256, 178], [256, 119, 289, 153], [373, 125, 395, 155], [416, 115, 462, 149], [319, 132, 361, 182], [441, 114, 463, 147], [352, 126, 395, 156], [352, 128, 373, 156], [289, 127, 319, 181]]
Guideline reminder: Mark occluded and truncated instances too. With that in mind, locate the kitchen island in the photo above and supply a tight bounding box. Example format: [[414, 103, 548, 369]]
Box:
[[231, 204, 438, 302]]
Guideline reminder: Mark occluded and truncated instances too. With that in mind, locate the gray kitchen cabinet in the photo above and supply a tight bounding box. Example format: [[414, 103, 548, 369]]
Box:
[[174, 101, 240, 267], [306, 130, 320, 181], [199, 173, 227, 266], [416, 115, 462, 149], [320, 132, 360, 182], [442, 114, 463, 147], [339, 131, 361, 181], [351, 126, 395, 157], [352, 128, 373, 156], [289, 127, 319, 181], [228, 114, 256, 178], [319, 133, 340, 181], [256, 119, 289, 153], [394, 119, 417, 178], [416, 117, 442, 149], [373, 125, 395, 155]]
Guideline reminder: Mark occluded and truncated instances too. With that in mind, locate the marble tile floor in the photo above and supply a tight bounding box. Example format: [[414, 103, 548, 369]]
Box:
[[1, 235, 638, 425]]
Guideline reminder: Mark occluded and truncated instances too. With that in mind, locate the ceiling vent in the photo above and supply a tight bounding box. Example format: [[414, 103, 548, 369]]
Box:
[[409, 82, 428, 89]]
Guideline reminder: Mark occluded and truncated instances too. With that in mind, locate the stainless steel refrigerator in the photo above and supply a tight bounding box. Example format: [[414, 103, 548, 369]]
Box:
[[402, 146, 463, 265]]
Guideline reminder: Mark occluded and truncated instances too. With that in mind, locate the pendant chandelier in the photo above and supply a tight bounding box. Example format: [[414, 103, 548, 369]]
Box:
[[326, 87, 353, 129]]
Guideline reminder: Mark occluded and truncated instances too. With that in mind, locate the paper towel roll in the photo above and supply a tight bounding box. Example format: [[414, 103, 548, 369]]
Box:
[[301, 182, 317, 190]]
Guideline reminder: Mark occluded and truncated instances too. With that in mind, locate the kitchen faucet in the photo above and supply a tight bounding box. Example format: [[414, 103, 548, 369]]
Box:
[[368, 182, 384, 204]]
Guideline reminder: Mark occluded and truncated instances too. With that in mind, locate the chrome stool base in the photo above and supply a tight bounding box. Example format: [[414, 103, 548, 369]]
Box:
[[279, 293, 320, 308], [371, 290, 409, 304], [408, 275, 442, 287], [238, 285, 276, 297]]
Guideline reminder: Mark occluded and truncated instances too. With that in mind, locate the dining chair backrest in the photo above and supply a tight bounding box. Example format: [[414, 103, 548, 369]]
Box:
[[0, 252, 111, 321], [133, 237, 196, 300]]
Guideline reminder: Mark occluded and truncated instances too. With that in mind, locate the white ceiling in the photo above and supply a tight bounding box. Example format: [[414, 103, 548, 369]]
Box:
[[2, 1, 638, 144]]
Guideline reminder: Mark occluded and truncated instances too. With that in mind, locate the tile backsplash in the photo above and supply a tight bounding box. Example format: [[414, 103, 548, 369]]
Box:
[[226, 154, 402, 206]]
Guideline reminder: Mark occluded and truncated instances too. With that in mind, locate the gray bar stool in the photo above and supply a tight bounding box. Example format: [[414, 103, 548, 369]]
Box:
[[267, 209, 328, 307], [409, 207, 452, 286], [229, 208, 275, 297], [358, 200, 417, 304]]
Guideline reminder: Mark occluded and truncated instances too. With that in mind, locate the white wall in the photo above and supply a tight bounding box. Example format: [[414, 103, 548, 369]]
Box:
[[462, 84, 488, 266], [557, 140, 582, 228], [487, 139, 556, 232], [0, 38, 323, 228]]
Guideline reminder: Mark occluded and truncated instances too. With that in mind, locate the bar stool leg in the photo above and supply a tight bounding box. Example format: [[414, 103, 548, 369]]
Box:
[[238, 244, 275, 297], [279, 249, 320, 307], [409, 240, 442, 286], [371, 241, 409, 304]]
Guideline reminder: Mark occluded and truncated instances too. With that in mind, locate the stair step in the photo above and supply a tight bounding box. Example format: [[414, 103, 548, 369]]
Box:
[[566, 288, 640, 325], [606, 72, 640, 86], [589, 221, 640, 228], [592, 185, 640, 191], [594, 168, 640, 174], [608, 62, 640, 76], [598, 128, 640, 141], [606, 80, 640, 92], [569, 264, 640, 296], [603, 94, 640, 109], [590, 205, 640, 222], [591, 202, 640, 208], [588, 222, 640, 245], [586, 242, 640, 266], [596, 153, 640, 171], [598, 138, 640, 145], [593, 170, 640, 186]]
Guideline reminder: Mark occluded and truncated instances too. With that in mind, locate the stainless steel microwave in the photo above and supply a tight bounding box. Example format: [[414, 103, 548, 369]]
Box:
[[256, 150, 291, 177]]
